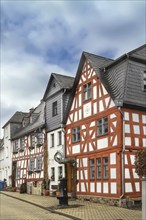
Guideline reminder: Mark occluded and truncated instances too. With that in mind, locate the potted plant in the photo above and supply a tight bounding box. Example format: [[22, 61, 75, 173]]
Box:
[[42, 179, 49, 196]]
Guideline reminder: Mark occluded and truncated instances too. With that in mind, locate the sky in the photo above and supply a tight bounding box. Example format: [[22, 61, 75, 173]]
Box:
[[1, 0, 146, 138]]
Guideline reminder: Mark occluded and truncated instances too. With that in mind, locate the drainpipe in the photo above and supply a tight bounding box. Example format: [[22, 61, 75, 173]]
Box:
[[61, 89, 67, 177], [118, 107, 125, 206]]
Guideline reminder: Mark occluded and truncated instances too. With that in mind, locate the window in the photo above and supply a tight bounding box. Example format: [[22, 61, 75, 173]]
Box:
[[51, 134, 54, 147], [36, 132, 43, 147], [36, 157, 42, 171], [97, 117, 108, 136], [16, 167, 20, 179], [30, 135, 35, 149], [51, 167, 55, 181], [58, 131, 62, 146], [20, 138, 25, 151], [96, 158, 101, 179], [90, 159, 95, 179], [52, 101, 57, 116], [29, 158, 35, 171], [103, 157, 108, 179], [58, 166, 63, 180], [144, 70, 146, 91], [13, 140, 18, 153], [72, 126, 80, 143], [84, 82, 91, 101]]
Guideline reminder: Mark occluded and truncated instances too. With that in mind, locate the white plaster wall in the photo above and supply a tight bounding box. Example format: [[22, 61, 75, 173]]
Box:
[[96, 182, 101, 193], [81, 182, 86, 192], [93, 86, 97, 100], [83, 102, 92, 118], [132, 113, 139, 122], [125, 168, 130, 178], [135, 182, 140, 192], [124, 112, 129, 121], [132, 169, 139, 179], [125, 124, 130, 133], [125, 183, 132, 192], [110, 168, 116, 179], [103, 182, 108, 193], [142, 115, 146, 124], [125, 137, 131, 146], [1, 124, 12, 186], [130, 155, 135, 165], [97, 138, 108, 149], [111, 182, 117, 194], [133, 125, 140, 134], [47, 128, 65, 190], [135, 138, 139, 147], [143, 138, 146, 147], [72, 144, 80, 154], [82, 158, 88, 167], [143, 126, 146, 135], [99, 100, 104, 112], [90, 182, 95, 192], [110, 153, 116, 164]]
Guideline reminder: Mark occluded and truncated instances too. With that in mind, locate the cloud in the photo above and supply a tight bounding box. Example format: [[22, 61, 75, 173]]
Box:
[[1, 0, 145, 137]]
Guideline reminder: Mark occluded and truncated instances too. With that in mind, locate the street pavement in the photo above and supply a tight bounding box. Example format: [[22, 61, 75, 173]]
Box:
[[0, 191, 142, 220], [1, 193, 70, 220]]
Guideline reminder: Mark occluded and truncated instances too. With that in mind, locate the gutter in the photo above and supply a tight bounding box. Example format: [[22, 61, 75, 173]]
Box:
[[118, 107, 125, 206]]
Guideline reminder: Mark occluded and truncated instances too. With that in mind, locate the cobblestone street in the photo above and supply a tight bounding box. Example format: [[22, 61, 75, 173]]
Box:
[[0, 192, 142, 220]]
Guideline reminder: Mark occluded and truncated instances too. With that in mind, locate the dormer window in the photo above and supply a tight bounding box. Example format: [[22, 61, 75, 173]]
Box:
[[144, 70, 146, 91]]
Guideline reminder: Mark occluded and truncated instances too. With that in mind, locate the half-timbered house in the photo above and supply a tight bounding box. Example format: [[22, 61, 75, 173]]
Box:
[[1, 111, 29, 186], [11, 101, 46, 195], [65, 44, 146, 206], [43, 73, 74, 195]]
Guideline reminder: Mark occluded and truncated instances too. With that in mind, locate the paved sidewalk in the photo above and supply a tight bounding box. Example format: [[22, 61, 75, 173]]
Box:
[[1, 191, 142, 220]]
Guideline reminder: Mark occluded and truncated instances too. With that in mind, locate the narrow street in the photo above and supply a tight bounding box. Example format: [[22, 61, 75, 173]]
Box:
[[0, 192, 142, 220], [0, 194, 70, 220]]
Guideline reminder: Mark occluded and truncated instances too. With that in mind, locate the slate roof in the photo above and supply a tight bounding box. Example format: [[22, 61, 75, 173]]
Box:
[[64, 44, 146, 123], [53, 73, 75, 89], [43, 73, 74, 100], [99, 44, 146, 109], [2, 112, 29, 128], [11, 101, 45, 139]]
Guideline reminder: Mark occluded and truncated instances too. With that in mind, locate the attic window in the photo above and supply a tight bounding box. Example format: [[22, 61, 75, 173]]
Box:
[[144, 70, 146, 91], [53, 82, 56, 88]]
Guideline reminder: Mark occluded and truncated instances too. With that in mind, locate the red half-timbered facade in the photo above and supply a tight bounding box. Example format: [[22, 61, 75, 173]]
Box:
[[65, 45, 146, 205], [12, 101, 46, 195]]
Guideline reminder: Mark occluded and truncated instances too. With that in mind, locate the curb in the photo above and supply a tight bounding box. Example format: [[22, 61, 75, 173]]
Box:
[[1, 192, 82, 220]]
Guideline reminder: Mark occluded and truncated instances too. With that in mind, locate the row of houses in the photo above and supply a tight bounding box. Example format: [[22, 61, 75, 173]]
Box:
[[0, 44, 146, 206]]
